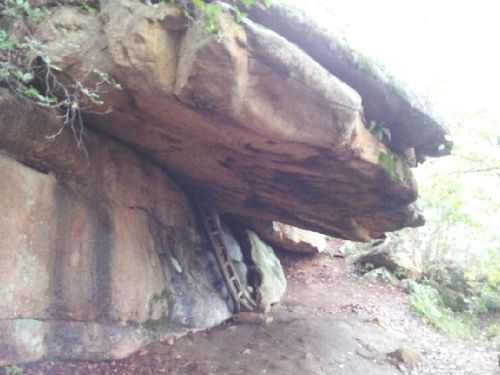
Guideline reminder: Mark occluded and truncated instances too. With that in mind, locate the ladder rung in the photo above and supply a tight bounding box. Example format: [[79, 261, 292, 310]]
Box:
[[197, 200, 257, 313]]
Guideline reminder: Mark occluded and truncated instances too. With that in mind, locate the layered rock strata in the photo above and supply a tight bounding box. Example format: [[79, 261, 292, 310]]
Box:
[[0, 0, 452, 364], [32, 0, 447, 241]]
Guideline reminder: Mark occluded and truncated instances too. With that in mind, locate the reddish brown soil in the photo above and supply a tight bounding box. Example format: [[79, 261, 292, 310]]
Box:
[[4, 251, 499, 375]]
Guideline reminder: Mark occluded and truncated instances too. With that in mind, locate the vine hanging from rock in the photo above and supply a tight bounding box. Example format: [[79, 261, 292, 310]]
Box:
[[0, 0, 120, 158]]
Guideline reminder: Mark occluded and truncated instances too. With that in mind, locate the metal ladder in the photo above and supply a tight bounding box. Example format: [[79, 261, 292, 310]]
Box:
[[197, 198, 257, 313]]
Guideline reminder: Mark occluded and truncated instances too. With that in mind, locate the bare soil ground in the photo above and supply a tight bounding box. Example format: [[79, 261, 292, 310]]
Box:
[[7, 251, 499, 375]]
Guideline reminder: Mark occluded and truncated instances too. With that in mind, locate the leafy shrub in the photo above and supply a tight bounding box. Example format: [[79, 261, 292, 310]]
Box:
[[471, 288, 500, 313], [409, 281, 474, 338], [480, 289, 500, 311], [425, 263, 471, 295], [150, 0, 272, 39], [394, 266, 407, 279], [4, 365, 23, 375], [368, 119, 391, 143], [438, 286, 467, 312], [362, 261, 374, 272], [487, 323, 500, 338], [0, 0, 121, 156], [409, 282, 443, 322]]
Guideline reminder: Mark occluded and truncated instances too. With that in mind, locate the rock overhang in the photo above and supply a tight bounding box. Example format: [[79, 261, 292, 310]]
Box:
[[246, 1, 453, 160], [31, 0, 451, 241]]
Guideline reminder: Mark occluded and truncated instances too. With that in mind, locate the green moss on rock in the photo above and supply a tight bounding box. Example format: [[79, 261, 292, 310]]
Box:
[[402, 164, 412, 180], [145, 287, 171, 331], [142, 315, 170, 331], [150, 288, 169, 305], [378, 151, 401, 182]]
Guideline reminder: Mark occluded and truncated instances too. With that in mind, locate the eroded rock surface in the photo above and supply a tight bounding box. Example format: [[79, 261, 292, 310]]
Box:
[[0, 90, 292, 363], [245, 220, 327, 254], [31, 0, 445, 241], [246, 231, 287, 311], [0, 0, 452, 365], [356, 244, 423, 281], [0, 90, 232, 364], [247, 2, 453, 159]]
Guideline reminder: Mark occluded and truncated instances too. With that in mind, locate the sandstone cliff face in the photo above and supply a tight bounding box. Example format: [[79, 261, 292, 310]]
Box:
[[0, 91, 232, 363], [0, 0, 451, 364], [32, 0, 443, 241]]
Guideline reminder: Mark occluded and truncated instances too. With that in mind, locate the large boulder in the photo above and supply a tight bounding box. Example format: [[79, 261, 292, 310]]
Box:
[[244, 220, 327, 254], [356, 246, 423, 281], [0, 90, 232, 364], [30, 0, 447, 241], [361, 267, 400, 285], [246, 231, 287, 311]]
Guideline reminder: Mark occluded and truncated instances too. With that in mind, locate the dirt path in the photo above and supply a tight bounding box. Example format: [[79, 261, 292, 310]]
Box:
[[280, 252, 499, 375], [8, 252, 499, 375]]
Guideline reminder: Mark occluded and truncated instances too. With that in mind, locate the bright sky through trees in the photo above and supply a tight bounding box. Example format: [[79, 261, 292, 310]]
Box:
[[289, 0, 500, 116]]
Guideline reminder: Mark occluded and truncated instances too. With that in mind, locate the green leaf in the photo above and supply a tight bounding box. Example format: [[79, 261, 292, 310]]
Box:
[[239, 0, 254, 9], [24, 85, 40, 97], [77, 0, 97, 14], [368, 120, 377, 132], [380, 127, 391, 142], [22, 72, 33, 82], [45, 96, 58, 103]]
